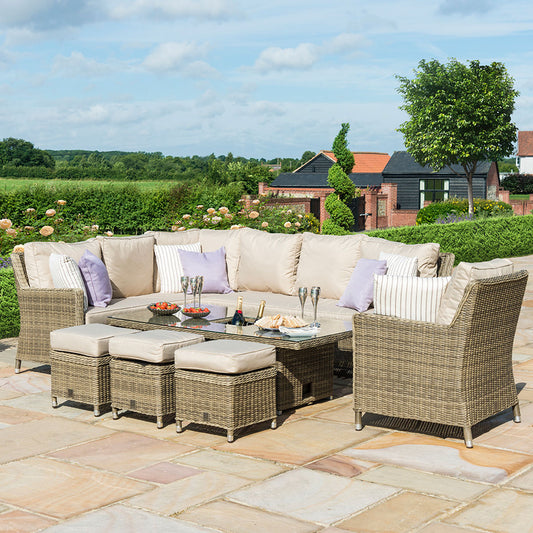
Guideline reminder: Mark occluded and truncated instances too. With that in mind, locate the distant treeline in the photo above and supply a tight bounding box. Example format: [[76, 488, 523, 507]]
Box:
[[0, 137, 315, 193]]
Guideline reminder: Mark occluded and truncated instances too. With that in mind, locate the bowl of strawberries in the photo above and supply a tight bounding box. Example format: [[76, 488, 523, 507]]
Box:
[[181, 307, 210, 319], [147, 302, 180, 316]]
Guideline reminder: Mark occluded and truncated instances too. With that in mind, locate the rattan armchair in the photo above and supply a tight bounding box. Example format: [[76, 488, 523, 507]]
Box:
[[352, 269, 528, 448], [11, 252, 85, 372]]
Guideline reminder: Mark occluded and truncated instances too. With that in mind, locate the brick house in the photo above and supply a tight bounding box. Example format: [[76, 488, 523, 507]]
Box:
[[517, 131, 533, 174]]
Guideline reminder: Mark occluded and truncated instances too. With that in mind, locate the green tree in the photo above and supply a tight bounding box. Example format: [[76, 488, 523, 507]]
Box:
[[397, 59, 518, 214], [0, 137, 54, 168], [322, 123, 356, 235]]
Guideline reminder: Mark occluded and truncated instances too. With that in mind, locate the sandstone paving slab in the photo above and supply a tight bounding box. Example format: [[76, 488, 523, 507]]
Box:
[[177, 500, 319, 533], [0, 370, 50, 399], [286, 395, 353, 420], [42, 504, 214, 533], [305, 454, 378, 477], [129, 461, 202, 484], [513, 352, 533, 363], [127, 470, 251, 516], [0, 404, 48, 425], [214, 418, 384, 465], [506, 464, 533, 491], [417, 522, 483, 533], [174, 449, 288, 480], [355, 464, 490, 501], [445, 488, 533, 533], [336, 491, 456, 532], [228, 468, 399, 526], [0, 416, 114, 464], [344, 432, 533, 483], [312, 402, 357, 424], [0, 509, 58, 531], [47, 431, 195, 473], [0, 456, 152, 519], [517, 387, 533, 402]]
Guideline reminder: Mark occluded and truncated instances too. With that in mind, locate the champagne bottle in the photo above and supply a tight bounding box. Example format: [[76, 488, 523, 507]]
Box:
[[254, 300, 266, 323], [230, 296, 246, 325]]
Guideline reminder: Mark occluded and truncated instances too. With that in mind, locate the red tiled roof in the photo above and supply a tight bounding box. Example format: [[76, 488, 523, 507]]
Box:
[[518, 131, 533, 157], [320, 150, 390, 173]]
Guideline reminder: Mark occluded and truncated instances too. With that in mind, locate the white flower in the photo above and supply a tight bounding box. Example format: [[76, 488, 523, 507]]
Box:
[[284, 221, 292, 228], [0, 219, 12, 230], [45, 209, 56, 217]]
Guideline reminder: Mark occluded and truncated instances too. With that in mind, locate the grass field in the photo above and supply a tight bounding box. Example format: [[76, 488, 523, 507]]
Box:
[[0, 178, 178, 192], [510, 194, 531, 200]]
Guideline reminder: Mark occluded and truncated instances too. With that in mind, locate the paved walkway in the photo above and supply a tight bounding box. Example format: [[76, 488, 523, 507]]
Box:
[[0, 256, 532, 532]]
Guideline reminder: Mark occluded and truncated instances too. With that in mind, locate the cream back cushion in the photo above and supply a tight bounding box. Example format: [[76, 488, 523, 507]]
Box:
[[236, 228, 303, 295], [101, 235, 155, 298], [154, 243, 202, 292], [199, 229, 241, 290], [295, 232, 363, 299], [145, 229, 201, 245], [23, 239, 102, 289], [49, 253, 88, 310], [436, 258, 514, 325], [379, 252, 418, 277], [374, 274, 451, 323], [361, 235, 440, 277]]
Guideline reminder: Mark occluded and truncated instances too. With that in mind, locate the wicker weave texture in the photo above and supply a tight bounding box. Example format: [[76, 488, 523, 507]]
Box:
[[353, 270, 528, 432], [50, 349, 111, 408], [110, 358, 175, 417], [175, 367, 276, 431]]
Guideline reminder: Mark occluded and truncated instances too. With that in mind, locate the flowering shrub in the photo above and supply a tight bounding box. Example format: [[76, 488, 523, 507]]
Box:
[[171, 196, 319, 234], [416, 198, 514, 225]]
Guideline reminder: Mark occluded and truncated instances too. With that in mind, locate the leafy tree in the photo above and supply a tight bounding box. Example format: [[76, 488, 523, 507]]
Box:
[[0, 138, 54, 168], [322, 123, 356, 235], [397, 59, 518, 214], [300, 150, 315, 165]]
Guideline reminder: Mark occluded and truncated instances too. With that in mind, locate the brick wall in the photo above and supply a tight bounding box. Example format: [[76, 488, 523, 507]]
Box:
[[498, 189, 533, 215]]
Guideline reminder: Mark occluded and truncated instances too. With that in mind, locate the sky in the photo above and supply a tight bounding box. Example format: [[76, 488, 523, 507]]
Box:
[[1, 0, 533, 160]]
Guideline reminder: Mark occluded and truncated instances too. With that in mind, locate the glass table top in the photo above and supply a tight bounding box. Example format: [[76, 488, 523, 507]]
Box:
[[108, 304, 352, 345]]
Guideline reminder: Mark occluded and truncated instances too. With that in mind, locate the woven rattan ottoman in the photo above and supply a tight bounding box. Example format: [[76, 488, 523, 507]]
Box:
[[109, 329, 204, 428], [50, 324, 140, 416], [174, 339, 277, 442]]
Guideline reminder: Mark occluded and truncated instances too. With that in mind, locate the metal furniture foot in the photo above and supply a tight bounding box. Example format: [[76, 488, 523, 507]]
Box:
[[354, 410, 363, 431], [93, 407, 100, 417], [15, 359, 21, 373], [227, 430, 234, 443], [464, 426, 473, 448], [112, 407, 119, 420], [271, 418, 277, 429], [512, 403, 521, 423], [277, 409, 282, 416], [52, 396, 58, 408], [176, 420, 183, 433], [156, 415, 163, 429]]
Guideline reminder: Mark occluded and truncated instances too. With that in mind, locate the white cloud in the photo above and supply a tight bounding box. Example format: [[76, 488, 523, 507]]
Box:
[[143, 41, 209, 73], [326, 33, 369, 55], [52, 51, 113, 77], [254, 43, 319, 72], [108, 0, 237, 21]]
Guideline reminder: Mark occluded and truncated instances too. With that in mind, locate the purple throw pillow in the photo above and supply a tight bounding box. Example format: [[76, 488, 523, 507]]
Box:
[[337, 258, 388, 312], [178, 246, 233, 294], [78, 249, 113, 307]]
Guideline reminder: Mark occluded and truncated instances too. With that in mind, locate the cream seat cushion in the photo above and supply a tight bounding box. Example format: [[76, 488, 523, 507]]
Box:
[[236, 228, 303, 295], [109, 329, 204, 363], [50, 324, 140, 357], [360, 235, 440, 277], [295, 232, 364, 299], [23, 239, 102, 289], [101, 235, 155, 298], [175, 339, 276, 374], [436, 258, 514, 325]]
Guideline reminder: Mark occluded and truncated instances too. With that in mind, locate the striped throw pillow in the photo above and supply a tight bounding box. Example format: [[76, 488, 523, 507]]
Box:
[[154, 243, 201, 292], [49, 253, 88, 311], [374, 274, 451, 323], [379, 252, 418, 277]]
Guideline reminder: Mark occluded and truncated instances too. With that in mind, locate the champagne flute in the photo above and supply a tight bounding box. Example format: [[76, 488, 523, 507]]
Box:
[[181, 276, 189, 309], [196, 275, 204, 308], [190, 276, 198, 308], [298, 287, 307, 319], [310, 286, 321, 327]]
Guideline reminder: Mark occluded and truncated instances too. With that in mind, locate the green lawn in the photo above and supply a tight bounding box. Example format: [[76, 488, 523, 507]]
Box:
[[510, 194, 531, 200], [0, 178, 178, 192]]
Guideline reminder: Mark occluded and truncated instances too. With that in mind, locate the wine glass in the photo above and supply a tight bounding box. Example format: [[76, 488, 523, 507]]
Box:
[[310, 286, 321, 327], [298, 287, 307, 319], [181, 276, 189, 308], [196, 276, 204, 308], [190, 276, 198, 308]]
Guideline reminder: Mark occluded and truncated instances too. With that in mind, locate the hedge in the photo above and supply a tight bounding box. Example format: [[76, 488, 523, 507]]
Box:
[[368, 214, 533, 263], [0, 267, 19, 339]]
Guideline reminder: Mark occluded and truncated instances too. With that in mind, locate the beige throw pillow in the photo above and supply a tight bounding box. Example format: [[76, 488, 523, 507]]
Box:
[[101, 235, 155, 298], [436, 258, 514, 325], [360, 235, 440, 277], [23, 239, 102, 289], [236, 228, 303, 295], [295, 232, 364, 299]]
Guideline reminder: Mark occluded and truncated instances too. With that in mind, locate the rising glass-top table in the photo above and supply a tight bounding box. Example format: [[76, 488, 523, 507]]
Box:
[[107, 305, 352, 411]]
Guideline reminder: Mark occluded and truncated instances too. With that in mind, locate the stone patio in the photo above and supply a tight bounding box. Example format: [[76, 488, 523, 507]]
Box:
[[0, 255, 532, 532]]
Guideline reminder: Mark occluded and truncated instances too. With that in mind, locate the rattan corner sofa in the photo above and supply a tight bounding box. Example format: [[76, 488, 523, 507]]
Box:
[[11, 227, 454, 372]]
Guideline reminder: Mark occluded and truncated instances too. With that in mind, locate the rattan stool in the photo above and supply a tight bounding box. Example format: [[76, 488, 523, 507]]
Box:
[[109, 329, 204, 428], [50, 324, 140, 416], [174, 339, 277, 442]]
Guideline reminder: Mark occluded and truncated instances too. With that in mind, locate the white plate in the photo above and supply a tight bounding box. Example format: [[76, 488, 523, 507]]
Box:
[[278, 325, 319, 337]]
